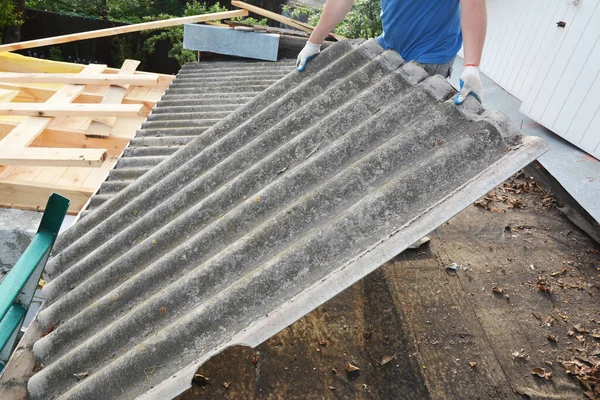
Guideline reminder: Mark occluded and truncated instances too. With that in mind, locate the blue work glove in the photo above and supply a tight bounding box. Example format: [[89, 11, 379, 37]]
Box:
[[296, 41, 321, 72], [454, 65, 483, 105]]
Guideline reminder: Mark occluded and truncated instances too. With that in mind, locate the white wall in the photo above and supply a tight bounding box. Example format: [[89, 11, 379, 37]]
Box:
[[475, 0, 600, 160]]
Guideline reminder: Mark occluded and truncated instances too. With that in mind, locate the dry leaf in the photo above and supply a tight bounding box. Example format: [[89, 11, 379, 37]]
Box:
[[222, 381, 232, 389], [193, 374, 210, 385], [492, 287, 504, 294], [469, 361, 477, 367], [547, 335, 558, 343], [531, 367, 552, 380], [381, 355, 393, 365], [345, 362, 360, 372]]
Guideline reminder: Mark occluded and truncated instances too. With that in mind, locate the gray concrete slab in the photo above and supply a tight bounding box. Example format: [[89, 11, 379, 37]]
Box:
[[184, 24, 280, 61]]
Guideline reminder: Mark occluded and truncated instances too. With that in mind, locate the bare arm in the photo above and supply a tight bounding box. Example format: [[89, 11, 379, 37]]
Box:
[[308, 0, 355, 44], [460, 0, 487, 65]]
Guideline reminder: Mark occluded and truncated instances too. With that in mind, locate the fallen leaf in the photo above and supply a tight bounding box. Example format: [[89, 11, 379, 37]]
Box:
[[492, 287, 504, 294], [469, 361, 477, 367], [252, 356, 259, 365], [536, 276, 551, 293], [222, 381, 232, 389], [547, 334, 558, 343], [574, 324, 590, 334], [345, 362, 360, 372], [40, 321, 59, 338], [192, 374, 210, 386], [545, 361, 553, 367], [381, 355, 393, 365], [328, 386, 336, 391], [531, 367, 552, 380], [532, 312, 542, 320]]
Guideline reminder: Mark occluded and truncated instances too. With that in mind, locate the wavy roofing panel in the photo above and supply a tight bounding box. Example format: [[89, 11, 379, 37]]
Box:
[[27, 39, 547, 399], [87, 60, 296, 212]]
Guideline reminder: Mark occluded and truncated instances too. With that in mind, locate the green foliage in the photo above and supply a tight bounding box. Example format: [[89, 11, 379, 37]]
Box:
[[231, 16, 268, 26], [48, 46, 64, 61], [0, 0, 23, 41], [283, 0, 382, 39]]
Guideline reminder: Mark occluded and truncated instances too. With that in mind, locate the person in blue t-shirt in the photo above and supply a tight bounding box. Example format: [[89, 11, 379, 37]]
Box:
[[296, 0, 486, 104]]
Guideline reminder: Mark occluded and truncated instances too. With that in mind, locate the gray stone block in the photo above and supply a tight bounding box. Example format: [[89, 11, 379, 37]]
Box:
[[184, 24, 280, 61]]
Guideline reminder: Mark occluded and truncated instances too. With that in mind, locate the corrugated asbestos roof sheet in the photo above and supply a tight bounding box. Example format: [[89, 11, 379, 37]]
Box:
[[86, 60, 296, 213], [28, 39, 547, 399]]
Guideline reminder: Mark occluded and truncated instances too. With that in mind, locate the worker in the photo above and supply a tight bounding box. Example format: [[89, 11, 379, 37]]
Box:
[[296, 0, 486, 105]]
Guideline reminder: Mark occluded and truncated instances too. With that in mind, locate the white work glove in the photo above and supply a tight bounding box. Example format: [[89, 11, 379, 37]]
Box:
[[296, 41, 321, 72], [454, 65, 483, 105]]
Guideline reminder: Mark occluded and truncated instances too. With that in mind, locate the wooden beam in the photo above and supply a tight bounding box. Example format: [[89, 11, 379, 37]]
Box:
[[86, 59, 140, 138], [0, 73, 169, 86], [0, 178, 94, 214], [0, 147, 107, 167], [0, 103, 144, 118], [0, 120, 86, 137], [0, 64, 105, 149], [0, 10, 249, 52], [0, 88, 19, 102], [0, 83, 156, 107], [230, 1, 344, 41]]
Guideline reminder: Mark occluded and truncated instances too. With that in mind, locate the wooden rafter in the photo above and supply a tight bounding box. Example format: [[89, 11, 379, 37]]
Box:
[[0, 103, 144, 118], [85, 59, 141, 138], [230, 1, 344, 41], [0, 64, 108, 167], [0, 179, 95, 214], [0, 73, 170, 86], [0, 10, 249, 52], [0, 83, 156, 108]]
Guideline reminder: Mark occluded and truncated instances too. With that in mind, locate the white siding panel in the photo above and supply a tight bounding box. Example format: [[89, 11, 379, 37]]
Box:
[[517, 1, 569, 100], [497, 0, 539, 89], [521, 3, 587, 117], [519, 0, 600, 159], [542, 3, 600, 128]]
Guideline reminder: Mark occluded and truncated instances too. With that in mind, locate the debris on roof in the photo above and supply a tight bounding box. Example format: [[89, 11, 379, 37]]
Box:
[[26, 39, 546, 399]]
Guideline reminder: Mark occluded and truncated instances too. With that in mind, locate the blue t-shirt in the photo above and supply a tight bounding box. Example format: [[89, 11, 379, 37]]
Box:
[[377, 0, 462, 64]]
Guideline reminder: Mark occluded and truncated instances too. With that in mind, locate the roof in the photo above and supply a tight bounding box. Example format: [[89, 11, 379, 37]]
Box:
[[28, 39, 547, 399], [85, 60, 295, 214]]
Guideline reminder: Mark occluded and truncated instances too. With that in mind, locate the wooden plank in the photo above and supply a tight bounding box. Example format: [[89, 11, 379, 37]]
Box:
[[0, 64, 107, 149], [0, 120, 87, 138], [0, 10, 248, 52], [0, 103, 144, 118], [0, 73, 169, 87], [0, 147, 107, 167], [230, 1, 344, 40], [86, 59, 140, 138], [0, 88, 19, 102], [0, 179, 94, 214]]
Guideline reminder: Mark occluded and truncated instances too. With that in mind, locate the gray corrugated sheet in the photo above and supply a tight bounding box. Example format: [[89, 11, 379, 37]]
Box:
[[27, 39, 547, 399], [87, 60, 295, 212]]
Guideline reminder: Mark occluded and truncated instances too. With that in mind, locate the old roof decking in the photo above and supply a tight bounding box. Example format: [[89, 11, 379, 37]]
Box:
[[27, 39, 547, 399], [86, 60, 296, 212]]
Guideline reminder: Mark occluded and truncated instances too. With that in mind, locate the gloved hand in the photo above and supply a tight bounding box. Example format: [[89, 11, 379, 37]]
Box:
[[454, 65, 483, 105], [296, 41, 321, 72]]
